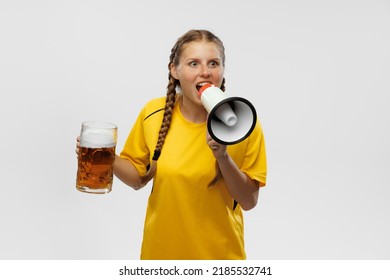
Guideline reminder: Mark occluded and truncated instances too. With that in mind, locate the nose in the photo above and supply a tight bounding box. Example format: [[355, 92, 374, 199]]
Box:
[[200, 65, 211, 77]]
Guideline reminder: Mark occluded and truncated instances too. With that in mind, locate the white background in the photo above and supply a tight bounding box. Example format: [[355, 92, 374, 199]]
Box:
[[1, 0, 389, 260]]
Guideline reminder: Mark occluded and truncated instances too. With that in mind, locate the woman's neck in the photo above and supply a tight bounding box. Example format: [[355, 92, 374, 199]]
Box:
[[178, 93, 208, 124]]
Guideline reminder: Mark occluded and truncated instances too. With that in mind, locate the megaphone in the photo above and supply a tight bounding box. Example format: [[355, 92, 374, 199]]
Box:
[[198, 84, 257, 145]]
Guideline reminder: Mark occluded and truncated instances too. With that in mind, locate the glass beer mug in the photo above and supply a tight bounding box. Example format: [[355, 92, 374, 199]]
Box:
[[76, 121, 117, 194]]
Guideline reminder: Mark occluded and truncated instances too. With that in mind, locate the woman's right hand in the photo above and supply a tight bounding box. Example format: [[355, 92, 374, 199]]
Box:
[[75, 136, 80, 158]]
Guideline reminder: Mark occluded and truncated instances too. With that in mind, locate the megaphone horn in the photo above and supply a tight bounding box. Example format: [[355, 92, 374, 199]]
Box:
[[198, 84, 257, 145]]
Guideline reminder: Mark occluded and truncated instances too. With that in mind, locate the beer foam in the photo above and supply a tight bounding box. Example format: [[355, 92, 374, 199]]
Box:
[[80, 132, 116, 148]]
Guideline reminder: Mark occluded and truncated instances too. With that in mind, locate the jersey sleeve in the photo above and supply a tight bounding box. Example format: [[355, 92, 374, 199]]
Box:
[[119, 106, 150, 176], [119, 97, 165, 176], [240, 120, 267, 186]]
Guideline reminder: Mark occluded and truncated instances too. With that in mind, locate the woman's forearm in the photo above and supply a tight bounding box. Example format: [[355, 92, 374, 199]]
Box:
[[113, 155, 143, 190], [216, 154, 259, 211]]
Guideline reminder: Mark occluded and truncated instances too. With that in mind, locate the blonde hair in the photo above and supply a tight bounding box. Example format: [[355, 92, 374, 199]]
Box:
[[140, 29, 226, 187]]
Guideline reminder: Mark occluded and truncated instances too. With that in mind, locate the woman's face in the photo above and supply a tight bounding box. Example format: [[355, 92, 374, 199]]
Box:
[[171, 40, 224, 107]]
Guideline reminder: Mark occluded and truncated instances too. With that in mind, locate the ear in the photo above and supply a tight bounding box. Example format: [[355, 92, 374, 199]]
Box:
[[170, 63, 179, 80]]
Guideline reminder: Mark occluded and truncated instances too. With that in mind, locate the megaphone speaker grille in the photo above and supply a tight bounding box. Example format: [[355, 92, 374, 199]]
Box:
[[208, 97, 257, 145]]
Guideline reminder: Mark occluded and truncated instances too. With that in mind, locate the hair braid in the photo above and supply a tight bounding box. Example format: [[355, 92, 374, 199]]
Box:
[[220, 78, 226, 92], [156, 82, 176, 152], [139, 74, 178, 186]]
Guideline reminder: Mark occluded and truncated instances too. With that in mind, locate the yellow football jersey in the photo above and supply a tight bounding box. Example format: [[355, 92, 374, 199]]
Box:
[[120, 96, 267, 259]]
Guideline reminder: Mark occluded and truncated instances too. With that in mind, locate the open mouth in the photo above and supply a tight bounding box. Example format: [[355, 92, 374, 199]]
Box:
[[196, 82, 211, 92]]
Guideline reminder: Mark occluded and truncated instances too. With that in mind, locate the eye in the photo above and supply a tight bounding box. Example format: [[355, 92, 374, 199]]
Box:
[[189, 61, 198, 67], [209, 61, 219, 68]]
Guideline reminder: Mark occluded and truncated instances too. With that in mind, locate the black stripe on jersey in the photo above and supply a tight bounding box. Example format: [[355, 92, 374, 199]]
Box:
[[144, 108, 164, 121]]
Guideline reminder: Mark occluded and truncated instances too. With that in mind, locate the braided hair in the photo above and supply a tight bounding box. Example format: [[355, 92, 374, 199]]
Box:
[[140, 29, 226, 187]]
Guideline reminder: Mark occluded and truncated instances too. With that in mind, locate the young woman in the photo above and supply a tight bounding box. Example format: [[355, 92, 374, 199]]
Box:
[[80, 29, 267, 259]]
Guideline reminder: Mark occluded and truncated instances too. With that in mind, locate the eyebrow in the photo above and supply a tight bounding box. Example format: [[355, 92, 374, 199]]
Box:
[[184, 57, 222, 62]]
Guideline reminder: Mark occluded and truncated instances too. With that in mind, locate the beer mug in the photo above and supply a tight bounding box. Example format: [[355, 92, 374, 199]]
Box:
[[76, 121, 117, 194]]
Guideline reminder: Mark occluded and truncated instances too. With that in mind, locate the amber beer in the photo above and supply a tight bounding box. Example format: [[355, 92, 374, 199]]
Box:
[[76, 121, 117, 194]]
